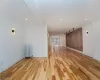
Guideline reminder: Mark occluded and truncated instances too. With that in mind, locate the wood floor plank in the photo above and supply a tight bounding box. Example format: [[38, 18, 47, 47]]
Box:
[[0, 46, 100, 80]]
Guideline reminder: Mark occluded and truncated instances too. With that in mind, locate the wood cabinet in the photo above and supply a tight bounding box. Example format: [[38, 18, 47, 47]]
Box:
[[66, 28, 83, 51]]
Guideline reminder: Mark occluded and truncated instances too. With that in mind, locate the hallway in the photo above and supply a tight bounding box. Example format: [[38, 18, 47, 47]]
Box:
[[1, 46, 100, 80], [1, 0, 100, 80]]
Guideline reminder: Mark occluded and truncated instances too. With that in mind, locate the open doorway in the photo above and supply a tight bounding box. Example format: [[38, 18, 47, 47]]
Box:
[[51, 36, 60, 45]]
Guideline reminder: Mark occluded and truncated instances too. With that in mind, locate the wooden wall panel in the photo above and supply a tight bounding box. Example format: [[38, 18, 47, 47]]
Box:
[[66, 28, 83, 51]]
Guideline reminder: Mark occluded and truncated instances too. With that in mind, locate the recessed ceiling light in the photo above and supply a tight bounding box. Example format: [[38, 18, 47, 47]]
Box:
[[85, 18, 87, 20], [60, 19, 62, 20], [25, 19, 28, 20]]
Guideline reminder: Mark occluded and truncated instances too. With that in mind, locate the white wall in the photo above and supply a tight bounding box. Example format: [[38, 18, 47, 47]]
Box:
[[0, 14, 25, 73], [0, 0, 48, 73], [25, 25, 48, 57], [83, 20, 100, 61]]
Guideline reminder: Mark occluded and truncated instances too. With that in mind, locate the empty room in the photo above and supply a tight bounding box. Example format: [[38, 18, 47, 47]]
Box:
[[0, 0, 100, 80]]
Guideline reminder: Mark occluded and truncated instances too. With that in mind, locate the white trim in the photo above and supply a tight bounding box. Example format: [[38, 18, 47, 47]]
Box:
[[67, 47, 83, 54], [67, 47, 100, 61]]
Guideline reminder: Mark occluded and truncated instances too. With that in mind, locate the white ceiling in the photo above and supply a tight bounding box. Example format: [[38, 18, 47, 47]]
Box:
[[1, 0, 100, 33], [24, 0, 100, 33], [0, 0, 42, 28]]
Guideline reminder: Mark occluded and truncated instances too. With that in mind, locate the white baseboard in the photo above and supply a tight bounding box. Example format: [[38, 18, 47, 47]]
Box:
[[67, 47, 83, 54]]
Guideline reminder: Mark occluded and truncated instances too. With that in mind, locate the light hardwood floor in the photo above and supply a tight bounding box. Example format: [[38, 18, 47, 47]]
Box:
[[0, 46, 100, 80]]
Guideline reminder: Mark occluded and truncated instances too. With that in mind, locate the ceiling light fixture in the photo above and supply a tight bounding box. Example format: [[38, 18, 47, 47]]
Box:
[[25, 19, 28, 20], [60, 18, 62, 21], [85, 18, 87, 20]]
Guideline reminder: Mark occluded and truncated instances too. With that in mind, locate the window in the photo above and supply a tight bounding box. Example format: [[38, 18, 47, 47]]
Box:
[[51, 36, 60, 45]]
